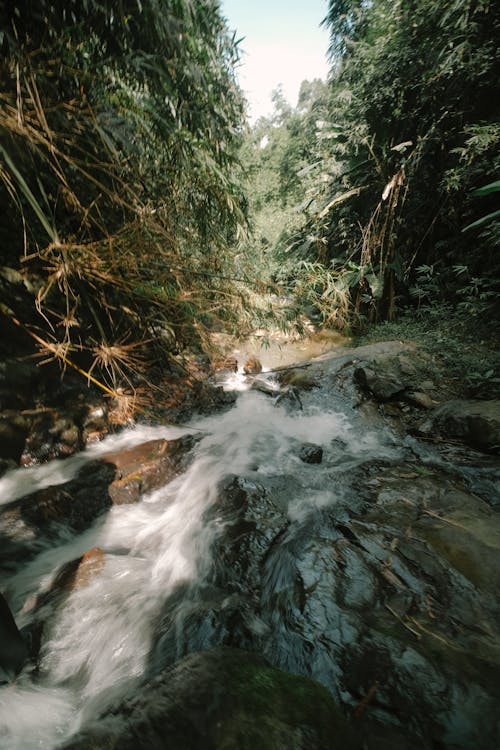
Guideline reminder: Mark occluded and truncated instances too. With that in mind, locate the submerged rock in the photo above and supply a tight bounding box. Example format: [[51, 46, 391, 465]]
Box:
[[61, 647, 358, 750]]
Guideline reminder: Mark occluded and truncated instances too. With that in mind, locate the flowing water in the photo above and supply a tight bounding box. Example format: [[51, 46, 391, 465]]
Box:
[[1, 363, 498, 748]]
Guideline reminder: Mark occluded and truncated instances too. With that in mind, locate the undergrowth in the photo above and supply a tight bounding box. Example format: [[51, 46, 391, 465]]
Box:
[[356, 305, 500, 399]]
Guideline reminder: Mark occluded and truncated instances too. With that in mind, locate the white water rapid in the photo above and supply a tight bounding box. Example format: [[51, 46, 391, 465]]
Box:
[[0, 370, 400, 749]]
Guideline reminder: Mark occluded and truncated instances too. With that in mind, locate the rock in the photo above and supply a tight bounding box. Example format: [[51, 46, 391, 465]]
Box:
[[21, 411, 84, 464], [0, 592, 28, 682], [299, 442, 323, 464], [82, 404, 109, 444], [404, 391, 438, 409], [101, 435, 195, 504], [250, 379, 280, 397], [0, 461, 115, 567], [419, 399, 500, 452], [54, 547, 107, 592], [61, 647, 359, 750], [243, 356, 263, 375], [279, 368, 318, 390], [214, 356, 238, 373], [353, 365, 405, 400]]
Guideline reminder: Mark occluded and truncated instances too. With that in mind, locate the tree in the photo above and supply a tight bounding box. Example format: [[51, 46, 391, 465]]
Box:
[[281, 0, 500, 326], [0, 0, 247, 390]]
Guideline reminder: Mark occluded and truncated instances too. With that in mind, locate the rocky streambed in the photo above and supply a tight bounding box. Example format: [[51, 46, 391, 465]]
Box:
[[1, 339, 499, 749]]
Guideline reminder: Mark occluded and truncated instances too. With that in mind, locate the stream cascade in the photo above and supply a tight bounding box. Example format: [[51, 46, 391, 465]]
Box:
[[1, 340, 499, 749]]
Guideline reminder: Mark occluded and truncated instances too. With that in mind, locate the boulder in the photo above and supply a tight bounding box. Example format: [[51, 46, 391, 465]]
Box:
[[298, 442, 323, 464], [21, 547, 107, 620], [353, 364, 406, 401], [0, 461, 115, 567], [101, 435, 195, 504], [243, 356, 263, 375], [61, 647, 358, 750], [419, 399, 500, 452], [278, 368, 318, 390]]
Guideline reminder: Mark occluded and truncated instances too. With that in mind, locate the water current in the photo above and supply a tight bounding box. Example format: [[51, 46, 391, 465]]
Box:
[[0, 366, 409, 748]]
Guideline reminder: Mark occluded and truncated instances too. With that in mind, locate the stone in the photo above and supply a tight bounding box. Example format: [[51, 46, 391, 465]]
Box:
[[353, 365, 405, 400], [0, 461, 115, 567], [214, 356, 238, 373], [278, 368, 318, 390], [404, 391, 438, 409], [419, 399, 500, 452], [102, 435, 195, 504], [61, 647, 359, 750], [298, 442, 323, 464], [243, 356, 263, 375]]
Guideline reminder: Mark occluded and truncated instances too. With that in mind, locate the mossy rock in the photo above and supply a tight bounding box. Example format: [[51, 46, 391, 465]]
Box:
[[62, 647, 359, 750]]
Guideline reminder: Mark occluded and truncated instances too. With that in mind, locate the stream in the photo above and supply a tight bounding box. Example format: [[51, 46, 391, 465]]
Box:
[[1, 352, 499, 749]]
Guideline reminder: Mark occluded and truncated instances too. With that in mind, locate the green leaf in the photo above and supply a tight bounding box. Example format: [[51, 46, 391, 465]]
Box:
[[462, 210, 500, 232], [471, 180, 500, 197]]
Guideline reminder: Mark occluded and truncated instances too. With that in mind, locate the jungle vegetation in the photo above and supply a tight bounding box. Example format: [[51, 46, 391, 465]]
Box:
[[1, 0, 499, 402], [243, 0, 500, 334], [0, 0, 251, 395]]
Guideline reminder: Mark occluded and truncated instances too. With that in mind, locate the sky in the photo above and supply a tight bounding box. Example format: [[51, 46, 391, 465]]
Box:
[[221, 0, 331, 122]]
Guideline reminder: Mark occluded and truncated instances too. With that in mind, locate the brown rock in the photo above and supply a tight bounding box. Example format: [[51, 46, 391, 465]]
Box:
[[214, 357, 238, 373], [53, 547, 107, 592], [243, 356, 262, 375], [102, 436, 194, 504]]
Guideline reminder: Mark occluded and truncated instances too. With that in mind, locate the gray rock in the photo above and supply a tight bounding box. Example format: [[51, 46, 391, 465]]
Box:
[[353, 364, 405, 400], [420, 399, 500, 452], [299, 442, 324, 464], [61, 647, 358, 750]]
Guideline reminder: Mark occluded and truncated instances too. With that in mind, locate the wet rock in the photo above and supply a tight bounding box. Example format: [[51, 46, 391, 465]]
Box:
[[21, 410, 85, 464], [353, 365, 405, 401], [0, 592, 28, 683], [61, 647, 358, 750], [56, 547, 106, 591], [250, 378, 280, 397], [82, 404, 109, 444], [101, 435, 195, 504], [299, 443, 323, 464], [0, 461, 115, 567], [278, 368, 318, 390], [214, 356, 239, 373], [419, 399, 500, 453], [243, 356, 263, 375], [21, 548, 107, 624]]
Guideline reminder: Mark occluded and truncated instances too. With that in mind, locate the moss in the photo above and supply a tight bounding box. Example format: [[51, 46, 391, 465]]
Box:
[[217, 661, 359, 750]]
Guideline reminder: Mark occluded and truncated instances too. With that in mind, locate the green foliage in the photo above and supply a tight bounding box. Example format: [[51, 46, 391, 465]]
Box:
[[0, 0, 248, 389], [267, 0, 500, 329]]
